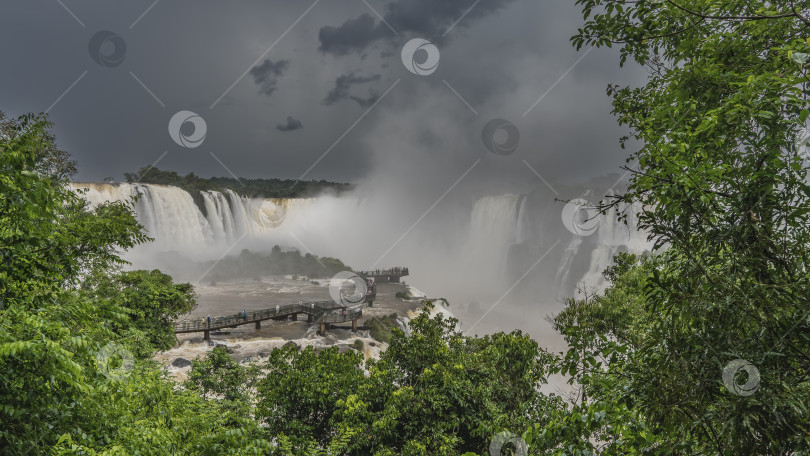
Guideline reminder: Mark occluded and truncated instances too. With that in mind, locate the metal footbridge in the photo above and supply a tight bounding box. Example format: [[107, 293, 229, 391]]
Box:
[[175, 300, 364, 341]]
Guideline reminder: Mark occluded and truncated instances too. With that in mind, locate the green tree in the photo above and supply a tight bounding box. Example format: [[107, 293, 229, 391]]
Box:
[[85, 269, 196, 357], [186, 346, 259, 403], [558, 0, 810, 452], [0, 113, 272, 454], [0, 113, 148, 453], [339, 305, 560, 456], [256, 343, 367, 452], [0, 110, 77, 182], [255, 304, 562, 456]]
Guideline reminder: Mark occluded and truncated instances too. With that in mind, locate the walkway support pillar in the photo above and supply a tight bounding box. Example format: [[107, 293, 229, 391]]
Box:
[[319, 323, 326, 335], [352, 319, 358, 332], [291, 313, 298, 321], [203, 330, 210, 342], [307, 314, 313, 323], [255, 320, 261, 330]]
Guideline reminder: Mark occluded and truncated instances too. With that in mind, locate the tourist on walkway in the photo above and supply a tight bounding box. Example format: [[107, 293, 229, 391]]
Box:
[[276, 304, 280, 314], [206, 315, 211, 327], [242, 309, 247, 321]]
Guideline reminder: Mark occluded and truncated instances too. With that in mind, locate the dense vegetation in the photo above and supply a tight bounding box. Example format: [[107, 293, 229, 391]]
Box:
[[123, 166, 352, 198], [554, 0, 810, 452], [4, 0, 810, 453], [203, 246, 352, 283], [0, 113, 270, 454]]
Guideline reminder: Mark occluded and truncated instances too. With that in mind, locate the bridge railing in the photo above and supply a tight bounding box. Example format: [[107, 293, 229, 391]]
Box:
[[356, 268, 409, 277], [174, 300, 353, 332]]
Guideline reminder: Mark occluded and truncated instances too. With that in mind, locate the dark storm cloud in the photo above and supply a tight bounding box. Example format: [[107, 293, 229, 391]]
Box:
[[249, 59, 289, 97], [0, 0, 645, 184], [323, 73, 382, 108], [318, 14, 388, 55], [277, 116, 303, 132], [318, 0, 518, 55]]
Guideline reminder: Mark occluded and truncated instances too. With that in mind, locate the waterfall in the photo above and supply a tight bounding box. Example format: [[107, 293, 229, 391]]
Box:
[[578, 198, 648, 290], [71, 181, 650, 309], [71, 183, 310, 251], [460, 194, 523, 284], [554, 237, 583, 297], [461, 191, 651, 301]]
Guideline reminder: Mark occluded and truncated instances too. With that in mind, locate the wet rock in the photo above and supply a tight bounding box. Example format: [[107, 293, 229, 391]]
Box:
[[171, 358, 192, 368], [282, 341, 300, 350], [369, 342, 377, 347], [240, 357, 254, 364]]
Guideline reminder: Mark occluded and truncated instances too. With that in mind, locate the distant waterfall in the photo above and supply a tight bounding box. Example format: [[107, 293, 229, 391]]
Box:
[[459, 194, 523, 284], [71, 182, 650, 304], [71, 183, 309, 249], [461, 192, 650, 300]]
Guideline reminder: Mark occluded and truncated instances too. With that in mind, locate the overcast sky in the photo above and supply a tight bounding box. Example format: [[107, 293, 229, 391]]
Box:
[[0, 0, 646, 187]]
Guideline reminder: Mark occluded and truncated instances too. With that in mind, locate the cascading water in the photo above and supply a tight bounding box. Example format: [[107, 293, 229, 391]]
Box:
[[458, 194, 523, 285], [459, 191, 650, 301], [71, 182, 649, 310], [71, 183, 309, 252]]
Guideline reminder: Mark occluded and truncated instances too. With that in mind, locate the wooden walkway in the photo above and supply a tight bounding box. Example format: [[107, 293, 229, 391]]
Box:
[[356, 267, 409, 283], [175, 300, 364, 341]]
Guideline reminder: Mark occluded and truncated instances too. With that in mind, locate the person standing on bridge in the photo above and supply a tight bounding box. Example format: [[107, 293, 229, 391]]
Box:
[[275, 304, 280, 314], [242, 309, 247, 321], [206, 315, 211, 327]]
